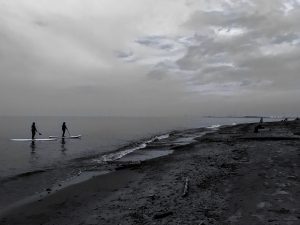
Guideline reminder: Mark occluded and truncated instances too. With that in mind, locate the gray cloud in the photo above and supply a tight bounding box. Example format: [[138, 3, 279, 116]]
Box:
[[167, 1, 300, 96], [1, 0, 300, 117]]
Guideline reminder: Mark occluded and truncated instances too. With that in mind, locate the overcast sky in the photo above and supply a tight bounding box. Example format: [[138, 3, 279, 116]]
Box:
[[0, 0, 300, 117]]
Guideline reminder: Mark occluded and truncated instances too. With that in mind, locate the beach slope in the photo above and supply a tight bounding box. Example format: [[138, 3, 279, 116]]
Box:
[[1, 120, 299, 225]]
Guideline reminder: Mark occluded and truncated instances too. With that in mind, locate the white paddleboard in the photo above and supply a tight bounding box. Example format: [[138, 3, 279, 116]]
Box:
[[49, 135, 82, 139], [11, 138, 57, 142]]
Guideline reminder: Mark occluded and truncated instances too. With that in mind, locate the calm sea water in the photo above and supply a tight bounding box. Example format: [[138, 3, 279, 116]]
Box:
[[0, 116, 274, 178]]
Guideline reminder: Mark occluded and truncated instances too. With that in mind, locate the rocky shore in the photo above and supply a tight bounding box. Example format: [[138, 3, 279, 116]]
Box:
[[1, 120, 299, 225]]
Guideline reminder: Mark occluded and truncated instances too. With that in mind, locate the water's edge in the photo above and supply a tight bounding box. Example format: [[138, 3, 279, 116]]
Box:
[[0, 124, 223, 212]]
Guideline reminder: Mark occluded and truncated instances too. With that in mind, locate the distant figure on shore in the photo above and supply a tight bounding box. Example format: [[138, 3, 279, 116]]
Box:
[[254, 125, 259, 133], [62, 122, 69, 137], [31, 122, 41, 139], [254, 122, 264, 133], [260, 117, 263, 123], [295, 117, 299, 121]]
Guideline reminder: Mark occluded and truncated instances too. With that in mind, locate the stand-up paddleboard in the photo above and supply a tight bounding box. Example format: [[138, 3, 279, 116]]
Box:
[[49, 135, 82, 139], [11, 138, 57, 142]]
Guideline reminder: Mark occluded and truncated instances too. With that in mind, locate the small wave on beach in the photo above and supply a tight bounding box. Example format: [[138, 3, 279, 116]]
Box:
[[98, 127, 213, 163], [207, 124, 221, 129], [101, 134, 170, 162]]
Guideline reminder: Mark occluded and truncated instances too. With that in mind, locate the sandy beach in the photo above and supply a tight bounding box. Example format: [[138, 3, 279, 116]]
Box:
[[0, 120, 299, 225]]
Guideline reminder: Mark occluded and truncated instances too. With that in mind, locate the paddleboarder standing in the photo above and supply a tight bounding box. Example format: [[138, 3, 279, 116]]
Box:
[[62, 122, 69, 137], [31, 122, 41, 140]]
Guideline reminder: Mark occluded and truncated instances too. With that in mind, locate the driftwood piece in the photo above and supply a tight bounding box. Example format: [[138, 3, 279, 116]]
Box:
[[182, 177, 189, 197], [153, 211, 173, 219]]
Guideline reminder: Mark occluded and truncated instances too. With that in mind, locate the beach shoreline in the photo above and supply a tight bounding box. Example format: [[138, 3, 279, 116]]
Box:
[[1, 120, 299, 224], [0, 125, 211, 212]]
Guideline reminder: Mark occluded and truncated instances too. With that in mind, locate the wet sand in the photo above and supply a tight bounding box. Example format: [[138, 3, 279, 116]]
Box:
[[0, 120, 299, 224]]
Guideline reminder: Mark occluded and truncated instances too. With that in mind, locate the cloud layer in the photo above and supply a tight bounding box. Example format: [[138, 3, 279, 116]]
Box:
[[1, 0, 300, 116]]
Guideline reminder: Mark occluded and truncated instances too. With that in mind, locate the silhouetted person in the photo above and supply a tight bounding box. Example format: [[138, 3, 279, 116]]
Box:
[[260, 117, 263, 123], [62, 122, 69, 137], [254, 124, 264, 133], [31, 122, 37, 140], [254, 125, 259, 133]]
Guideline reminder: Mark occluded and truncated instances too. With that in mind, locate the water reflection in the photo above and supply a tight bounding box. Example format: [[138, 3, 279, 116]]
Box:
[[30, 141, 39, 164], [61, 138, 67, 154], [30, 140, 36, 153]]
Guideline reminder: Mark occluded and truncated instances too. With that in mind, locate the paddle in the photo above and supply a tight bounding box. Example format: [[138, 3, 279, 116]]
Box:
[[36, 127, 42, 135], [66, 127, 71, 136]]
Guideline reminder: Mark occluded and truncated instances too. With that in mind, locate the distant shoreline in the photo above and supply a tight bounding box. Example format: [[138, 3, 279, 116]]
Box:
[[203, 115, 297, 119]]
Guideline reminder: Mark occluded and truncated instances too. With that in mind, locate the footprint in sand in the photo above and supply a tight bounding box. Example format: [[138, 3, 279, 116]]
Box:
[[256, 201, 272, 210], [227, 210, 242, 223], [272, 190, 290, 196]]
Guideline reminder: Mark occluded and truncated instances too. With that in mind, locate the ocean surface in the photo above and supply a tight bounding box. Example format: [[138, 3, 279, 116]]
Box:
[[0, 116, 277, 210], [0, 116, 275, 178]]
